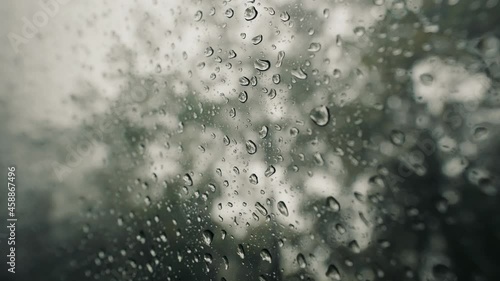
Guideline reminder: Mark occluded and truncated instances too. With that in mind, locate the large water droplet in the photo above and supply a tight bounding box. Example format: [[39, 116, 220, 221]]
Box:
[[255, 202, 268, 216], [297, 253, 306, 268], [252, 35, 263, 45], [225, 8, 234, 18], [194, 10, 203, 22], [202, 230, 214, 246], [291, 68, 307, 79], [326, 264, 341, 280], [254, 59, 271, 71], [310, 105, 330, 126], [246, 140, 257, 154], [237, 244, 245, 259], [260, 249, 272, 263], [238, 91, 248, 103], [276, 51, 285, 67], [420, 73, 434, 85], [277, 201, 289, 216], [244, 6, 258, 21], [280, 11, 290, 22], [308, 42, 321, 52], [183, 174, 193, 186], [349, 240, 360, 253], [390, 129, 405, 146], [249, 174, 259, 185], [326, 196, 340, 212], [265, 165, 276, 177], [259, 126, 269, 138]]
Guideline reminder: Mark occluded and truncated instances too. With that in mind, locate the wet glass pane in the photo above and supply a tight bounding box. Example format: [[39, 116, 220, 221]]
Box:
[[1, 0, 500, 280]]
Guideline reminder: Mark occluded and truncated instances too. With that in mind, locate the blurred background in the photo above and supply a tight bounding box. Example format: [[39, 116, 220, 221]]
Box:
[[1, 0, 500, 280]]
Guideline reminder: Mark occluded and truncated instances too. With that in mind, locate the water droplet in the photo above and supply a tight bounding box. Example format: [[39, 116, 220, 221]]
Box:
[[223, 135, 231, 146], [246, 140, 257, 154], [326, 196, 340, 212], [268, 88, 276, 99], [254, 59, 271, 71], [239, 76, 250, 86], [229, 107, 236, 118], [204, 47, 214, 57], [277, 201, 289, 216], [354, 26, 365, 36], [280, 11, 290, 22], [194, 10, 203, 21], [349, 240, 360, 253], [260, 249, 272, 263], [272, 74, 281, 84], [297, 253, 307, 268], [390, 129, 405, 146], [259, 126, 269, 138], [473, 126, 489, 140], [323, 8, 330, 18], [237, 244, 245, 259], [276, 51, 285, 67], [225, 8, 234, 18], [308, 42, 321, 52], [229, 49, 237, 59], [244, 6, 258, 21], [265, 165, 276, 177], [420, 73, 434, 85], [326, 264, 341, 280], [249, 174, 259, 185], [255, 202, 268, 216], [252, 35, 263, 45], [183, 174, 193, 186], [223, 256, 229, 269], [291, 68, 307, 79], [202, 230, 214, 246], [313, 152, 324, 166], [310, 105, 330, 126], [238, 91, 248, 103]]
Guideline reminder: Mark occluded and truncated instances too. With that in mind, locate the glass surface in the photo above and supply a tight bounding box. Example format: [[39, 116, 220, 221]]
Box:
[[1, 0, 500, 280]]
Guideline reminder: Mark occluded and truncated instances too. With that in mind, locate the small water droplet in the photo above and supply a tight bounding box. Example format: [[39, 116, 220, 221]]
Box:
[[265, 165, 276, 177], [252, 35, 263, 45], [238, 91, 248, 103], [255, 202, 268, 216], [237, 244, 245, 259], [249, 174, 259, 185], [272, 74, 281, 84], [390, 129, 405, 146], [349, 240, 360, 253], [310, 105, 330, 126], [308, 42, 321, 52], [239, 76, 250, 86], [202, 230, 214, 246], [420, 73, 434, 85], [276, 51, 285, 67], [260, 249, 272, 263], [326, 196, 340, 212], [280, 11, 290, 22], [326, 264, 341, 280], [246, 140, 257, 154], [254, 59, 271, 71], [277, 201, 289, 216], [259, 126, 269, 138], [297, 253, 307, 268], [194, 10, 203, 21], [244, 6, 258, 21], [291, 68, 307, 79], [204, 47, 214, 57], [183, 174, 193, 186], [473, 126, 489, 140], [225, 8, 234, 18]]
